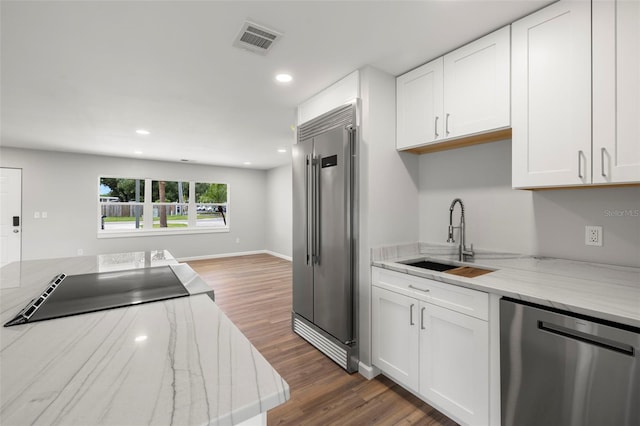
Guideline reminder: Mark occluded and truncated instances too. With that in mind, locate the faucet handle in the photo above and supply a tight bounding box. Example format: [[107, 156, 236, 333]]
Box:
[[463, 243, 475, 257]]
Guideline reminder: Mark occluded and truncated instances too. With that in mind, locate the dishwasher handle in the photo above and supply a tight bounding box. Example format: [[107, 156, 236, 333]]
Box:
[[539, 320, 635, 356]]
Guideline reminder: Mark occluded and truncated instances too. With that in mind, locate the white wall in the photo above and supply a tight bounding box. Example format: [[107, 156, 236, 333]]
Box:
[[358, 66, 420, 366], [265, 164, 292, 259], [1, 147, 269, 261], [419, 140, 640, 267]]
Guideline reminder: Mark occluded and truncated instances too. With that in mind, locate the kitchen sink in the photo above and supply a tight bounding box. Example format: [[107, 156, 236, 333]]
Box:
[[402, 260, 458, 272]]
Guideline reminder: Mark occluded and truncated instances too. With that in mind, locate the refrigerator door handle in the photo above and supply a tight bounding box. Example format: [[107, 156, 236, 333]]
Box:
[[305, 155, 311, 265], [312, 155, 321, 265]]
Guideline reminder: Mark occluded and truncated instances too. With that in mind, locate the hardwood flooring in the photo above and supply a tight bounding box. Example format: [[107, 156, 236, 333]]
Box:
[[188, 254, 458, 426]]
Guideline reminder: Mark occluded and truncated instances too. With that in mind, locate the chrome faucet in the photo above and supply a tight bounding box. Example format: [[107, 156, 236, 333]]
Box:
[[447, 198, 474, 262]]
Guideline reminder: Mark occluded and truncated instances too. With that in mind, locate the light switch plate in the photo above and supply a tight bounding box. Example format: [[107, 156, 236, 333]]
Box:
[[585, 225, 603, 247]]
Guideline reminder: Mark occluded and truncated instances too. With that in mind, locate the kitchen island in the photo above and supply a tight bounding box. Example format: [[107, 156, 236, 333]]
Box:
[[0, 251, 289, 426]]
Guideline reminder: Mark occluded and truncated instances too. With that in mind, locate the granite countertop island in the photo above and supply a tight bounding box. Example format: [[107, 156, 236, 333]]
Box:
[[372, 243, 640, 328], [0, 251, 289, 426]]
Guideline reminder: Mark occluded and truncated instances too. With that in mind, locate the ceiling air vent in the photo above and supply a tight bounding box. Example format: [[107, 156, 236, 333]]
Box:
[[233, 21, 282, 55]]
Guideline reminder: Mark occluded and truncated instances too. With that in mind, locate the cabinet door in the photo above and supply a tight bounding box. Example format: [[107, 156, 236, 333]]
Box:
[[444, 26, 511, 139], [512, 0, 592, 188], [371, 286, 419, 391], [419, 303, 489, 426], [396, 58, 444, 149], [593, 0, 640, 184]]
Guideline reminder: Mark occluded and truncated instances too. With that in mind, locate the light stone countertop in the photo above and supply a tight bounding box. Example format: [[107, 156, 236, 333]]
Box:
[[0, 251, 289, 426], [372, 243, 640, 328]]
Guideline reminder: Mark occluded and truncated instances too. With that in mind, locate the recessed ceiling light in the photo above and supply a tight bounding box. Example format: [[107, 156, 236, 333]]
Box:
[[134, 150, 143, 155], [135, 335, 148, 342], [275, 73, 292, 83], [243, 161, 252, 166], [277, 148, 287, 153], [136, 129, 150, 135]]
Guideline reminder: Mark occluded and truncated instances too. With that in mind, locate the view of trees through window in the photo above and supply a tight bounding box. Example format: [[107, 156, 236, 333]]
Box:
[[99, 177, 228, 232]]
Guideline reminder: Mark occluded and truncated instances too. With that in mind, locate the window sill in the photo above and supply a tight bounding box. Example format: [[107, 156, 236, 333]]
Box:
[[97, 227, 230, 239]]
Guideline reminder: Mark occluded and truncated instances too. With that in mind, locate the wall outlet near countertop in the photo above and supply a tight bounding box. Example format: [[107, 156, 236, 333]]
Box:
[[585, 226, 603, 247]]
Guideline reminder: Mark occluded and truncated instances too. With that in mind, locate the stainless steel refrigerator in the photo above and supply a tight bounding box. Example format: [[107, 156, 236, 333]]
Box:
[[292, 104, 358, 373]]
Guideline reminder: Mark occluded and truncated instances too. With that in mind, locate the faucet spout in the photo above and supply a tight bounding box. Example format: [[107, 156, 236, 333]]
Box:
[[447, 198, 474, 261]]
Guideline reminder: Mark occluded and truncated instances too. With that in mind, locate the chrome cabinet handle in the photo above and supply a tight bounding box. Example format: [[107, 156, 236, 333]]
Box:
[[445, 113, 450, 136], [409, 284, 430, 293], [434, 116, 439, 138], [601, 147, 607, 177], [421, 307, 426, 330], [410, 303, 415, 325], [578, 151, 584, 179]]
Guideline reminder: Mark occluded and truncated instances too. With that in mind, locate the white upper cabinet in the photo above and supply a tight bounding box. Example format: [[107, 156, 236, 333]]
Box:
[[443, 26, 511, 139], [512, 0, 592, 188], [512, 0, 639, 188], [592, 0, 640, 184], [397, 26, 511, 151], [396, 58, 444, 149]]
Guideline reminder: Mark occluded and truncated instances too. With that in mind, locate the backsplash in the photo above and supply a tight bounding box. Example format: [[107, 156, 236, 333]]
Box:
[[418, 140, 640, 267]]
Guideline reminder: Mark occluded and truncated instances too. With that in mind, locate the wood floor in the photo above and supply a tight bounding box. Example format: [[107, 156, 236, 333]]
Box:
[[188, 254, 458, 426]]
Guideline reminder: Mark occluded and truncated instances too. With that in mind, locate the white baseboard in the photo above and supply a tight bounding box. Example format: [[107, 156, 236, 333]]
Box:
[[177, 250, 292, 263], [177, 250, 265, 262], [264, 250, 292, 261], [358, 362, 380, 380]]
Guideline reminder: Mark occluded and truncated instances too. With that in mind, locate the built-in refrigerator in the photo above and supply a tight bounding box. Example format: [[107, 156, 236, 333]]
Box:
[[291, 103, 358, 373]]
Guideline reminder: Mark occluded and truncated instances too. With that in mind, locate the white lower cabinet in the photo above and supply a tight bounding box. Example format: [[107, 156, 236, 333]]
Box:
[[371, 286, 419, 391], [372, 267, 490, 426], [419, 302, 489, 425]]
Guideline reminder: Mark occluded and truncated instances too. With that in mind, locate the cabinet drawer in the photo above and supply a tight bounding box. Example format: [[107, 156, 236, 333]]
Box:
[[372, 267, 488, 321]]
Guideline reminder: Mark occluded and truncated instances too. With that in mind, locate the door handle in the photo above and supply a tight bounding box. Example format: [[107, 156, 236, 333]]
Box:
[[578, 151, 584, 179], [434, 116, 439, 138], [409, 304, 415, 325], [445, 113, 450, 136], [420, 307, 426, 330], [312, 156, 321, 265], [305, 155, 311, 265], [601, 147, 607, 177]]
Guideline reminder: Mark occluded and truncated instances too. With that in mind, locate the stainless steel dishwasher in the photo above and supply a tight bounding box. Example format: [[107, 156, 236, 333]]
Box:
[[500, 298, 640, 426]]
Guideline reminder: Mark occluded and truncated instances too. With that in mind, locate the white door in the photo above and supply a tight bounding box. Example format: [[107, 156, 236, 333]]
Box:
[[593, 0, 640, 184], [371, 286, 419, 391], [419, 303, 489, 426], [396, 57, 444, 149], [511, 0, 592, 188], [443, 25, 511, 138], [1, 168, 22, 267]]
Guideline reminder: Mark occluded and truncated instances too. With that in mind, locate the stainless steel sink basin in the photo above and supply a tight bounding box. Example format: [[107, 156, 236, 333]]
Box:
[[402, 260, 457, 272]]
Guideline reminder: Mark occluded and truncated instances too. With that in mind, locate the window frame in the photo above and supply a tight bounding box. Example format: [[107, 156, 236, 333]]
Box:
[[98, 177, 230, 238]]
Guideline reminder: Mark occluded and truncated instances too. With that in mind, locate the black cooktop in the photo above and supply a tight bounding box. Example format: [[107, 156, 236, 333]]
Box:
[[4, 266, 189, 327]]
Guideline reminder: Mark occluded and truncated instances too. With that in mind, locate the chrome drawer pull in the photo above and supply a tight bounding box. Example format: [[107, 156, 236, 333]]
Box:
[[409, 284, 430, 293]]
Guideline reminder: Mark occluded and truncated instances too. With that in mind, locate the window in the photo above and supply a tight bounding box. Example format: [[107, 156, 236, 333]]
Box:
[[195, 182, 228, 228], [98, 177, 229, 237], [99, 178, 145, 231]]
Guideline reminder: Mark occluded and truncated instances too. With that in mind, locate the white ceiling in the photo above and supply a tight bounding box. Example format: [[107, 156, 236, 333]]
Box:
[[1, 0, 552, 170]]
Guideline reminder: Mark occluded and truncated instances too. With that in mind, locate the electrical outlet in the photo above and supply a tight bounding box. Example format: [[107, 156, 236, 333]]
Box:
[[585, 226, 603, 247], [235, 238, 240, 244], [77, 249, 84, 256]]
